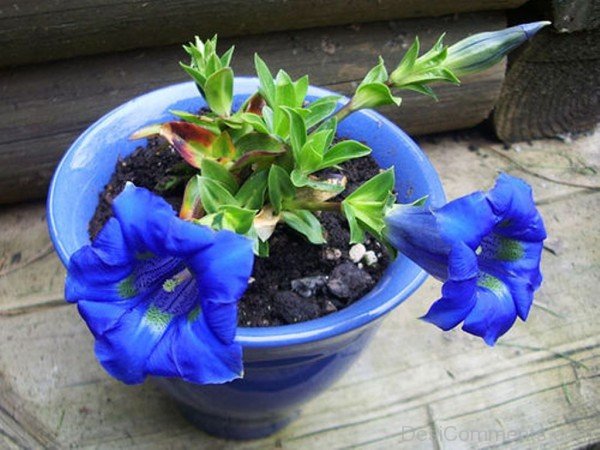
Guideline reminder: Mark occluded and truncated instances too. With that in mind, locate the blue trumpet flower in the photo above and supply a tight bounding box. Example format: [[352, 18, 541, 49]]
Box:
[[66, 183, 254, 384], [385, 174, 546, 345]]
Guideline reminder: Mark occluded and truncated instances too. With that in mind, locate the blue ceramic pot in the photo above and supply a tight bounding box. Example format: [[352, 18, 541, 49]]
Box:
[[47, 79, 444, 440]]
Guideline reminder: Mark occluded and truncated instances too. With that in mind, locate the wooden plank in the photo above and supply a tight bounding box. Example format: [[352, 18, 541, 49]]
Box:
[[551, 0, 600, 32], [0, 12, 506, 204], [0, 0, 527, 67], [493, 26, 600, 142], [0, 129, 598, 448]]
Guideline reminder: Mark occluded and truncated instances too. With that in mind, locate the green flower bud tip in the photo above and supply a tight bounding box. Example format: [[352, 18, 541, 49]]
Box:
[[445, 21, 551, 77]]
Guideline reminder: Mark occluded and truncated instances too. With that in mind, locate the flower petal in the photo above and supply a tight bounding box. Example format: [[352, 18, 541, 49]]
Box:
[[486, 174, 547, 242], [384, 205, 450, 280], [435, 191, 496, 249], [479, 234, 543, 320], [93, 301, 175, 384], [421, 243, 478, 330], [113, 183, 215, 257], [147, 314, 243, 384], [65, 218, 133, 303], [462, 275, 517, 345], [188, 230, 254, 305]]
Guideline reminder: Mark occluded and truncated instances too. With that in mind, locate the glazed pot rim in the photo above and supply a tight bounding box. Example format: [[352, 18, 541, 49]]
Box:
[[47, 78, 445, 349]]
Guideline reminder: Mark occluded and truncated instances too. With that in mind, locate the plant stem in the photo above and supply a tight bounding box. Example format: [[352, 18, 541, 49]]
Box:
[[290, 201, 342, 212], [332, 100, 354, 123]]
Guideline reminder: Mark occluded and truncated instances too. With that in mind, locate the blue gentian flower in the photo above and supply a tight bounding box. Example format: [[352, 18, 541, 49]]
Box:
[[66, 183, 254, 384], [385, 174, 546, 345]]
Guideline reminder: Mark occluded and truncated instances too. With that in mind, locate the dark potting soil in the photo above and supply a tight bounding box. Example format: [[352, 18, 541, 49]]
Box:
[[89, 139, 391, 327]]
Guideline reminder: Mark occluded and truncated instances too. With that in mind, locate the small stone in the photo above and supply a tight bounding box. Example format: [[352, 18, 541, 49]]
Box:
[[324, 300, 337, 313], [324, 247, 342, 261], [291, 276, 327, 298], [272, 291, 320, 323], [327, 262, 374, 301], [349, 243, 366, 263], [363, 250, 378, 266]]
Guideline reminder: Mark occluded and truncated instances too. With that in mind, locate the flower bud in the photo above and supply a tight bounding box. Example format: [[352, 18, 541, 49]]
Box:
[[444, 21, 551, 77]]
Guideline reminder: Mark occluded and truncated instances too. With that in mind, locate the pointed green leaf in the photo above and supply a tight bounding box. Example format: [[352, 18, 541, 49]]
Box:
[[353, 82, 402, 110], [254, 54, 276, 105], [197, 176, 238, 214], [212, 131, 236, 159], [275, 70, 297, 107], [234, 132, 285, 155], [239, 112, 269, 134], [360, 56, 388, 86], [235, 170, 268, 209], [218, 205, 256, 234], [400, 83, 438, 100], [204, 67, 233, 116], [305, 95, 341, 128], [268, 165, 295, 214], [200, 158, 238, 194], [342, 168, 396, 241], [281, 107, 307, 160], [169, 110, 222, 134], [179, 62, 207, 89], [389, 37, 420, 84], [220, 45, 235, 67], [342, 203, 365, 244], [319, 140, 371, 169], [179, 175, 202, 220], [293, 75, 309, 107], [282, 210, 326, 244]]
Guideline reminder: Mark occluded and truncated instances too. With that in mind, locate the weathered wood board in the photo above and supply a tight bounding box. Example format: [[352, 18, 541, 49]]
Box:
[[493, 26, 600, 142], [0, 0, 527, 67], [1, 128, 599, 449], [0, 12, 506, 205]]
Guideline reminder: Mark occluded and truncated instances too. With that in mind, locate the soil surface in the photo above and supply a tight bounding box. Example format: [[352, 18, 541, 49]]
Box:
[[90, 139, 391, 326]]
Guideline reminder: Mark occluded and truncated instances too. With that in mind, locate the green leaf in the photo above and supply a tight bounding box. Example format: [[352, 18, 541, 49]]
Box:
[[220, 45, 235, 67], [169, 110, 222, 134], [268, 165, 295, 214], [320, 140, 371, 169], [305, 95, 341, 128], [296, 131, 328, 174], [353, 82, 402, 110], [235, 170, 268, 209], [361, 56, 388, 85], [293, 75, 309, 107], [262, 106, 274, 132], [197, 176, 238, 214], [234, 132, 284, 155], [290, 171, 346, 194], [204, 67, 233, 116], [179, 175, 202, 220], [345, 168, 395, 204], [211, 131, 236, 159], [179, 62, 207, 89], [282, 210, 326, 244], [239, 112, 269, 134], [254, 54, 276, 105], [200, 158, 238, 194], [217, 205, 256, 234], [389, 37, 420, 84], [275, 70, 297, 107], [342, 168, 395, 242], [342, 203, 364, 244], [400, 83, 438, 100], [314, 116, 338, 142], [281, 107, 307, 160]]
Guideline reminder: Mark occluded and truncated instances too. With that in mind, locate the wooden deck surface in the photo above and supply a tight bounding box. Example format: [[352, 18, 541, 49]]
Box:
[[0, 127, 599, 449]]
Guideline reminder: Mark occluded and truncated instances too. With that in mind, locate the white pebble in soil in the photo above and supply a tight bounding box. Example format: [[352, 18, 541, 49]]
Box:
[[349, 243, 366, 263], [363, 250, 378, 266]]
